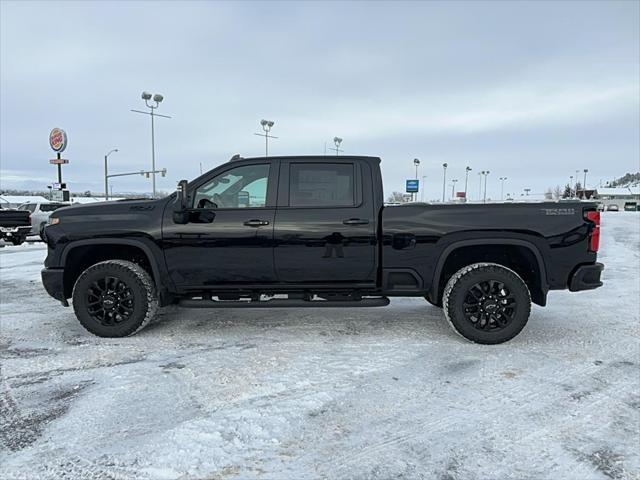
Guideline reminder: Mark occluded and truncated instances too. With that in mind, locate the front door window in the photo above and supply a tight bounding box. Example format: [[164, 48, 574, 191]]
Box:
[[193, 164, 269, 209]]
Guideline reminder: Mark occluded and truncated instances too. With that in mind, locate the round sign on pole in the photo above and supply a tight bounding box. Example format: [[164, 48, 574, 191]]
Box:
[[49, 128, 68, 153]]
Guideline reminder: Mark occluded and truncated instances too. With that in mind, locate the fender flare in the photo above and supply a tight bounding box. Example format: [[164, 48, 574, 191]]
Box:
[[60, 238, 166, 289], [429, 238, 548, 303]]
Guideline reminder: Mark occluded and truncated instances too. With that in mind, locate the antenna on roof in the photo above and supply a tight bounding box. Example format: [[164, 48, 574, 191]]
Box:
[[229, 154, 243, 162]]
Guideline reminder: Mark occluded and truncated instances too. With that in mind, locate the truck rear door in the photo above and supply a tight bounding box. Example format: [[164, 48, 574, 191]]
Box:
[[273, 159, 377, 285]]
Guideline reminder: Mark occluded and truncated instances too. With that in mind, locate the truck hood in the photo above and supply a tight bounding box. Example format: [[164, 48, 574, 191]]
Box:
[[53, 197, 172, 218]]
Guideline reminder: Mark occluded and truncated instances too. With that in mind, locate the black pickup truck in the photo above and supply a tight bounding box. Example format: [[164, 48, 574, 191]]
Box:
[[41, 156, 603, 344], [0, 207, 31, 245]]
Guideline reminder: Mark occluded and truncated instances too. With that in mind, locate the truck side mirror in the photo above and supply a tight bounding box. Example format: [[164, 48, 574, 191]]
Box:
[[174, 180, 190, 224], [176, 180, 189, 210]]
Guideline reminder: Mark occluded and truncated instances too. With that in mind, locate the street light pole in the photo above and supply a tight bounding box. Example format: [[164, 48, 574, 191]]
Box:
[[131, 92, 171, 199], [569, 175, 574, 198], [413, 158, 420, 202], [442, 163, 448, 203], [479, 172, 483, 201], [451, 179, 458, 200], [331, 137, 343, 156], [483, 170, 490, 203], [104, 148, 118, 200], [421, 175, 427, 202], [583, 169, 589, 196], [464, 166, 472, 202], [499, 177, 507, 201], [254, 120, 277, 157]]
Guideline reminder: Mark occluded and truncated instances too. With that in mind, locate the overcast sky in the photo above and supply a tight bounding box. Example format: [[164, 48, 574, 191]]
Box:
[[1, 0, 638, 200]]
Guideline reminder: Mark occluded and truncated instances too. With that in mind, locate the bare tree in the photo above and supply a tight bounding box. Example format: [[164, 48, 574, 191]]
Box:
[[386, 191, 406, 203]]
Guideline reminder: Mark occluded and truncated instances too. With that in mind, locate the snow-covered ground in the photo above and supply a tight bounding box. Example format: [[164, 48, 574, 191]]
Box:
[[1, 213, 638, 479]]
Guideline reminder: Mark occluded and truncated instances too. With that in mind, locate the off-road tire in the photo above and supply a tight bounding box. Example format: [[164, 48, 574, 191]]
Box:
[[72, 260, 158, 337], [443, 262, 531, 344], [39, 222, 47, 241]]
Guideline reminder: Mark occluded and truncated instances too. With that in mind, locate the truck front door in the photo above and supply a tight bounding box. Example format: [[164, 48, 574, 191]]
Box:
[[163, 161, 278, 288]]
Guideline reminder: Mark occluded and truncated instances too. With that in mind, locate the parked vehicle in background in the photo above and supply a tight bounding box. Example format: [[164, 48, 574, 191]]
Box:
[[18, 202, 68, 238], [42, 155, 604, 344], [606, 204, 620, 212], [596, 203, 606, 212], [0, 206, 31, 245], [623, 202, 638, 212]]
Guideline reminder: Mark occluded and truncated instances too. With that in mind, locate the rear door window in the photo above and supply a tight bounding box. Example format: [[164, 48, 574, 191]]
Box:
[[289, 163, 355, 207]]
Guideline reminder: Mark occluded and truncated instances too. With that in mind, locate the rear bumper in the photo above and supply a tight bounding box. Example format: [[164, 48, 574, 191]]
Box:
[[41, 268, 68, 304], [0, 226, 31, 237], [569, 262, 604, 292]]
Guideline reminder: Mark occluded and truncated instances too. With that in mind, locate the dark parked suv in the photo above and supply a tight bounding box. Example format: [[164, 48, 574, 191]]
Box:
[[42, 156, 603, 344]]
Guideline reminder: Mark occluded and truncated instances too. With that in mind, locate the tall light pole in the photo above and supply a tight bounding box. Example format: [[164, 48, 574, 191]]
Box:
[[413, 158, 420, 202], [442, 163, 448, 203], [331, 137, 343, 156], [464, 166, 472, 202], [131, 92, 171, 199], [483, 170, 490, 203], [524, 188, 531, 196], [254, 119, 277, 157], [104, 148, 118, 200], [478, 172, 483, 201], [569, 175, 574, 198], [575, 170, 580, 196], [499, 176, 507, 201], [583, 169, 589, 197], [451, 179, 458, 199]]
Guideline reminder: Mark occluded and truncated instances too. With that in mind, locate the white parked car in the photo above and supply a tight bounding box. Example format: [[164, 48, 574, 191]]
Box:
[[17, 202, 68, 237]]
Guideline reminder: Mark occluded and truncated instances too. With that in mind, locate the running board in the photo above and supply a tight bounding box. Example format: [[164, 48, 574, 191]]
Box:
[[179, 297, 390, 309]]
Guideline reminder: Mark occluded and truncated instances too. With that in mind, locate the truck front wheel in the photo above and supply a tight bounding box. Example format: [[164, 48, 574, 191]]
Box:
[[72, 260, 158, 337], [442, 263, 531, 344]]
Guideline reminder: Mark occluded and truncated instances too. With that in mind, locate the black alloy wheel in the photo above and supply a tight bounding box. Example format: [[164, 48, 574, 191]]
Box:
[[443, 263, 531, 344], [72, 260, 158, 337]]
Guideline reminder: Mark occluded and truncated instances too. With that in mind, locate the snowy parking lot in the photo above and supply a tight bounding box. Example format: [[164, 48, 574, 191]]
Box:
[[1, 213, 638, 479]]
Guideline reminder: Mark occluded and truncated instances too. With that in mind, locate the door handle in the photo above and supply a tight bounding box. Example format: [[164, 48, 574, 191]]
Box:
[[243, 219, 270, 227], [342, 218, 369, 226]]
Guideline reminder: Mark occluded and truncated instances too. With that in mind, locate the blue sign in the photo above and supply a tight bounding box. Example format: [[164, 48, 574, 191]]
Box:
[[406, 179, 419, 193]]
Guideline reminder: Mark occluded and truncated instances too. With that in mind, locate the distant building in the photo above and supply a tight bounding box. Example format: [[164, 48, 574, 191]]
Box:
[[593, 185, 640, 210]]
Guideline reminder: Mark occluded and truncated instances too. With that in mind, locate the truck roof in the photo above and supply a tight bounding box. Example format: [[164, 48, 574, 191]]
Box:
[[230, 155, 382, 164]]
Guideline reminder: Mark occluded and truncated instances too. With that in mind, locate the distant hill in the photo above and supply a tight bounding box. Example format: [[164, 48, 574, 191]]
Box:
[[608, 172, 640, 187]]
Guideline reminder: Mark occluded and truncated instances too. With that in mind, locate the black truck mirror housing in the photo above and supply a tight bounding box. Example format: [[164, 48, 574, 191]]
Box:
[[173, 180, 190, 224], [176, 180, 189, 209]]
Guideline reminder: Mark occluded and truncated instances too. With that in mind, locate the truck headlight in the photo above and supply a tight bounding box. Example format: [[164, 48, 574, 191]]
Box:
[[49, 217, 60, 225]]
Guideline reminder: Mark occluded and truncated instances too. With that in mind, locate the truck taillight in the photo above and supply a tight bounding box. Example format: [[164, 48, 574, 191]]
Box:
[[585, 210, 600, 252]]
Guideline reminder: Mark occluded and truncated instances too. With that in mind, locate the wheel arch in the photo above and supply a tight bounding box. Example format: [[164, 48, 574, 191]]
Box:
[[60, 238, 168, 302], [429, 239, 549, 306]]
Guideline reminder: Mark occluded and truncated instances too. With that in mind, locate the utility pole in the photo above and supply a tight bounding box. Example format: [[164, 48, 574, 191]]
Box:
[[464, 166, 472, 202], [104, 149, 118, 200], [254, 119, 276, 156], [131, 92, 171, 198], [442, 163, 448, 203]]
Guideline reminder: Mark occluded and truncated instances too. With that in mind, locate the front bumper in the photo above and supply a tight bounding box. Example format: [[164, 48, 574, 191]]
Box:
[[569, 262, 604, 292], [41, 268, 68, 305]]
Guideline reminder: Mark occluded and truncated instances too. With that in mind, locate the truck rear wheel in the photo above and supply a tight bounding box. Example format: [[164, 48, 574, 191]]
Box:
[[72, 260, 158, 337], [442, 263, 531, 344]]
